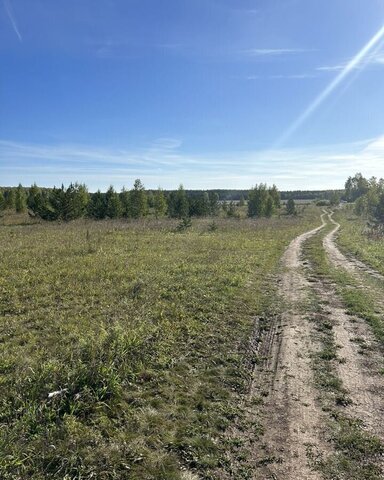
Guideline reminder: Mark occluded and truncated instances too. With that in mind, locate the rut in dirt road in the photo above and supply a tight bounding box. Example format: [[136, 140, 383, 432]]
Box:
[[255, 215, 329, 480]]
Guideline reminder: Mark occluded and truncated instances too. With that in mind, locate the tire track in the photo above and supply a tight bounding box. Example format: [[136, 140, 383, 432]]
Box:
[[254, 214, 329, 479]]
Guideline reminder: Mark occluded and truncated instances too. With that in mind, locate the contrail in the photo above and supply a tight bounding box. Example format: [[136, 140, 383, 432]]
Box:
[[275, 23, 384, 147], [3, 0, 22, 42]]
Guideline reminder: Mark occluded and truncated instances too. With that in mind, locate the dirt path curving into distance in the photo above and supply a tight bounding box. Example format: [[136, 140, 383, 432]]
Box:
[[254, 213, 329, 479]]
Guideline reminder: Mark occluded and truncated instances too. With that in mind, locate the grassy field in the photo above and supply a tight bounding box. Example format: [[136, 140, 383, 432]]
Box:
[[334, 206, 384, 275], [0, 207, 321, 480]]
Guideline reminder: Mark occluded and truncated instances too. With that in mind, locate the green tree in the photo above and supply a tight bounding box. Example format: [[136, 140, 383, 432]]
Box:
[[374, 192, 384, 224], [226, 201, 238, 218], [15, 184, 27, 213], [105, 186, 122, 218], [63, 183, 90, 220], [286, 198, 296, 215], [168, 184, 189, 218], [120, 187, 131, 218], [27, 183, 41, 212], [345, 173, 369, 202], [0, 191, 5, 211], [269, 185, 281, 209], [88, 190, 107, 219], [4, 189, 16, 210], [265, 195, 275, 217], [190, 192, 210, 217], [154, 188, 167, 218], [239, 195, 245, 207], [354, 195, 368, 216], [49, 185, 66, 220], [129, 179, 148, 218], [209, 192, 220, 216], [36, 190, 56, 220], [248, 184, 269, 217], [146, 191, 155, 209]]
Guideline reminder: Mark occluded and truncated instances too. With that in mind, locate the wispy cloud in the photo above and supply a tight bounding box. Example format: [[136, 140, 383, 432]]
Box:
[[246, 73, 317, 80], [3, 0, 22, 42], [317, 50, 384, 72], [1, 136, 384, 190], [243, 48, 308, 57]]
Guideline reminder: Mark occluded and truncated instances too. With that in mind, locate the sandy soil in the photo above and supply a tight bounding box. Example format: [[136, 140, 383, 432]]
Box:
[[254, 215, 329, 480]]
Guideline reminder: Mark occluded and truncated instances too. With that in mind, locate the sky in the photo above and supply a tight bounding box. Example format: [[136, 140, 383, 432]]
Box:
[[1, 0, 384, 191]]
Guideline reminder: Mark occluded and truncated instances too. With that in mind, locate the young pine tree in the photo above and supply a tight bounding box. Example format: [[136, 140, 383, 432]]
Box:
[[265, 195, 275, 218], [190, 192, 210, 217], [59, 183, 89, 220], [0, 191, 5, 211], [120, 187, 131, 218], [27, 183, 41, 212], [4, 189, 16, 210], [129, 179, 147, 218], [88, 190, 107, 219], [105, 186, 122, 218], [15, 184, 27, 213], [168, 184, 189, 218], [49, 185, 66, 220], [209, 192, 220, 216], [226, 201, 238, 218], [286, 198, 297, 215], [154, 188, 167, 218]]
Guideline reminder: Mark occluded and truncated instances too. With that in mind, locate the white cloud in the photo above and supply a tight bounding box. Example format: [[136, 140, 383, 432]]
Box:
[[1, 136, 384, 191]]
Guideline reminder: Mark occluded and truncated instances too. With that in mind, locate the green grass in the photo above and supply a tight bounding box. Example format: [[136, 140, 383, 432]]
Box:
[[0, 207, 321, 480], [334, 207, 384, 276]]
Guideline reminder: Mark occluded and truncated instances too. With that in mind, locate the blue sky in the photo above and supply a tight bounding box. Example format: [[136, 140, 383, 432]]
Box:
[[2, 0, 384, 190]]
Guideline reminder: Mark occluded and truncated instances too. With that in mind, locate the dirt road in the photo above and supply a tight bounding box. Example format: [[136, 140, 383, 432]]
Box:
[[254, 214, 328, 479], [253, 211, 384, 479]]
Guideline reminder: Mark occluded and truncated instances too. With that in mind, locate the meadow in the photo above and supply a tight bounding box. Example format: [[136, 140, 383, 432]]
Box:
[[0, 208, 321, 480], [334, 206, 384, 275]]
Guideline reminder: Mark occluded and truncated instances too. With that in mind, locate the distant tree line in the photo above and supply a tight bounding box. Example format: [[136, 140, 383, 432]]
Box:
[[0, 181, 222, 220], [280, 190, 344, 201], [0, 181, 287, 221]]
